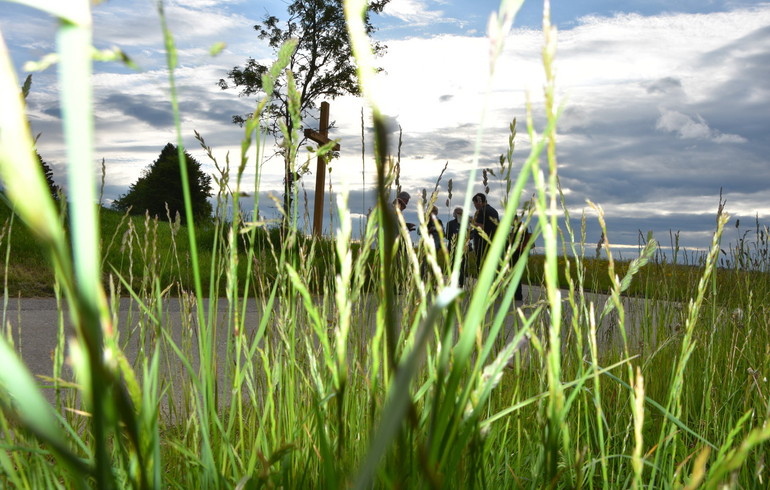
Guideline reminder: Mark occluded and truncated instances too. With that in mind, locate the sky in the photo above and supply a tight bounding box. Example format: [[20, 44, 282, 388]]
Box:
[[2, 0, 769, 259]]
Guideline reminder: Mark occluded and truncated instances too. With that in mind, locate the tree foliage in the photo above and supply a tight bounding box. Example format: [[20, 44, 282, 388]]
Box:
[[219, 0, 389, 222], [36, 151, 61, 199], [219, 0, 389, 132], [113, 143, 212, 223], [15, 75, 61, 200]]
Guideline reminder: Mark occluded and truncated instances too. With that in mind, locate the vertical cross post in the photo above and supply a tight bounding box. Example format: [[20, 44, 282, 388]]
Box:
[[304, 101, 340, 236]]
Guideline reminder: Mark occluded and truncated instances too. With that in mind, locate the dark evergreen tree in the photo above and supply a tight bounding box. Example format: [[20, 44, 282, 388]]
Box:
[[113, 143, 212, 223], [17, 75, 61, 201], [35, 151, 61, 199]]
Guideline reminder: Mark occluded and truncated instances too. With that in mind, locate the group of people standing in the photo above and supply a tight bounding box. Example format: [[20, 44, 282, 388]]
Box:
[[394, 191, 529, 300], [445, 193, 499, 288]]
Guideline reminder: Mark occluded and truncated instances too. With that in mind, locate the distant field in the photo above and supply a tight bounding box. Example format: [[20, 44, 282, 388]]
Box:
[[3, 202, 766, 309]]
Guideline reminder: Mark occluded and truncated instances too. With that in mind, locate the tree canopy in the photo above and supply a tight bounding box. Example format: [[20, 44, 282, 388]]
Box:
[[36, 151, 61, 199], [219, 0, 389, 222], [14, 75, 61, 201], [113, 143, 212, 223], [219, 0, 389, 132]]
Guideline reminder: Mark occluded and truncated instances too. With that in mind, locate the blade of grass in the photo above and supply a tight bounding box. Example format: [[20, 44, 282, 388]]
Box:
[[0, 336, 92, 480], [353, 287, 461, 489]]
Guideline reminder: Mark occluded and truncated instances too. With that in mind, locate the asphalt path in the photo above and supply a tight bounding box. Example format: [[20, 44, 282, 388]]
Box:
[[2, 286, 681, 405]]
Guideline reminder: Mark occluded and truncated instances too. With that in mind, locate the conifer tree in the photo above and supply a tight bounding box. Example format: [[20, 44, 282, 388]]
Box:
[[113, 143, 212, 223], [36, 151, 61, 199]]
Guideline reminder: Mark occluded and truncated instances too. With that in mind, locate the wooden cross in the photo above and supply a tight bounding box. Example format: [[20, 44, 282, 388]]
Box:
[[304, 101, 340, 236]]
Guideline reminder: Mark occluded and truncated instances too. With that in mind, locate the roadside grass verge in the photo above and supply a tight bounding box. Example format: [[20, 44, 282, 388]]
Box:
[[0, 203, 371, 297]]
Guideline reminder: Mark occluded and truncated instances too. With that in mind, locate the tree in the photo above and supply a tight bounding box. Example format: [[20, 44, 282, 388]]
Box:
[[219, 0, 390, 220], [15, 75, 61, 200], [113, 143, 212, 223], [36, 151, 61, 199]]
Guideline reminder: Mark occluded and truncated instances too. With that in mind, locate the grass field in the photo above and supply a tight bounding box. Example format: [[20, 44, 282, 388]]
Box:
[[0, 0, 768, 488]]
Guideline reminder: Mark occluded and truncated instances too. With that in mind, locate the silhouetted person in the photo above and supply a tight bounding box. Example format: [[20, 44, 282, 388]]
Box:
[[393, 191, 416, 232], [427, 206, 442, 251], [446, 207, 469, 287], [391, 190, 414, 293], [419, 206, 443, 283], [471, 193, 499, 277], [509, 213, 532, 301], [445, 207, 462, 252]]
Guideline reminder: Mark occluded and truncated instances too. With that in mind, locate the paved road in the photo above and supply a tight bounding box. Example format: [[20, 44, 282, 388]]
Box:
[[2, 296, 258, 381], [2, 286, 682, 405]]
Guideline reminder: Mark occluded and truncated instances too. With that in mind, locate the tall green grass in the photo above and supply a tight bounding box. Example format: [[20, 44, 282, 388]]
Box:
[[0, 0, 768, 488]]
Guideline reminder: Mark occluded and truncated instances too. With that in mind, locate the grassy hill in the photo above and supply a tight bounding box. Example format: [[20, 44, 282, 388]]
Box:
[[0, 201, 356, 298], [0, 202, 259, 297]]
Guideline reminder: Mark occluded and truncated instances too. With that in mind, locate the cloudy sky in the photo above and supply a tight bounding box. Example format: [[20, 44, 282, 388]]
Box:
[[2, 0, 769, 258]]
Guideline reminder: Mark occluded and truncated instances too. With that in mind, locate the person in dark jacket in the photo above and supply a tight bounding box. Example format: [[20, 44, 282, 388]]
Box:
[[419, 206, 443, 282], [445, 207, 462, 252], [470, 193, 499, 275], [427, 206, 443, 252], [445, 207, 469, 287], [509, 213, 532, 301], [393, 191, 416, 231], [389, 191, 414, 293]]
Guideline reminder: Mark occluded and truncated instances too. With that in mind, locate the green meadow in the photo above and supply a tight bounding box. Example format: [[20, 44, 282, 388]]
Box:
[[0, 0, 768, 488]]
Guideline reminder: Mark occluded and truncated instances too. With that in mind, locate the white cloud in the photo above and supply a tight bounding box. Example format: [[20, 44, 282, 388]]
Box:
[[656, 110, 747, 143], [168, 0, 241, 7], [712, 132, 749, 144], [383, 0, 444, 24]]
